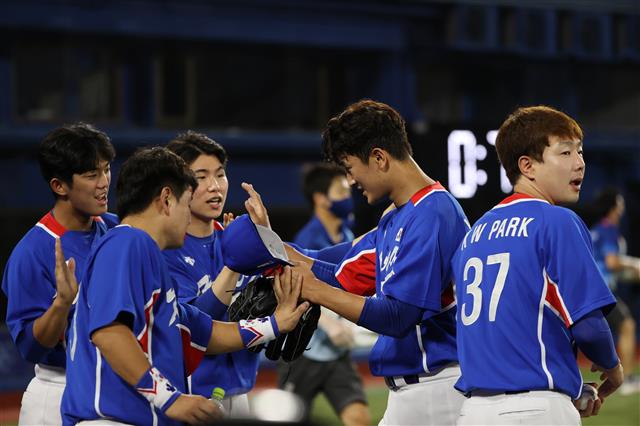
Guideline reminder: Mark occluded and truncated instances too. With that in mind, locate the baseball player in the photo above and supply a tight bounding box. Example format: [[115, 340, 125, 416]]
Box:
[[1, 124, 116, 425], [590, 187, 640, 394], [452, 106, 624, 425], [61, 147, 308, 426], [164, 132, 261, 416], [294, 100, 470, 425]]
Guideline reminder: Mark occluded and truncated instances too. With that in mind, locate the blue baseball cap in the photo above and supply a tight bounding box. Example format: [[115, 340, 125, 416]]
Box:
[[221, 214, 293, 275]]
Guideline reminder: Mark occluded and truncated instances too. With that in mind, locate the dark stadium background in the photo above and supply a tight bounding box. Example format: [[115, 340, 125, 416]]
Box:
[[0, 1, 638, 419]]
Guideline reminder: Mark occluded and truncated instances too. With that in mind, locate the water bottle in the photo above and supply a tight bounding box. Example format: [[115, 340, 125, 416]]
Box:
[[211, 387, 226, 416]]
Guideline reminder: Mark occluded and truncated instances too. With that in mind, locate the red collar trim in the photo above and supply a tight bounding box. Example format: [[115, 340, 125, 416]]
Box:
[[37, 211, 67, 237], [410, 182, 446, 205], [496, 193, 549, 207]]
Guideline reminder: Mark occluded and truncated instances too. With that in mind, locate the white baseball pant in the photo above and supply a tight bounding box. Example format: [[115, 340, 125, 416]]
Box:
[[380, 364, 465, 425], [456, 390, 580, 425], [19, 364, 65, 426]]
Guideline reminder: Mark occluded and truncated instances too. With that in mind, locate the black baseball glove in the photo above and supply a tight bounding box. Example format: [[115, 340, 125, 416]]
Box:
[[228, 275, 320, 361]]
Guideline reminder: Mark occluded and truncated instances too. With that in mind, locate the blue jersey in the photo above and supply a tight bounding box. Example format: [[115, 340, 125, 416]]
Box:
[[163, 222, 260, 397], [294, 215, 354, 250], [590, 220, 619, 289], [452, 194, 616, 399], [62, 226, 213, 426], [335, 230, 377, 296], [2, 211, 117, 368], [368, 183, 468, 377], [294, 216, 354, 361]]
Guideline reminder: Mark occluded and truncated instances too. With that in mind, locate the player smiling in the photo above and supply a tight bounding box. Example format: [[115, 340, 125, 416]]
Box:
[[295, 99, 470, 425], [1, 123, 117, 426]]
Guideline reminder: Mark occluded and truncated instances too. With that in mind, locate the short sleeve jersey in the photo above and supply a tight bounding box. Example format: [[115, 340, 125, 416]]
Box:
[[61, 226, 213, 426], [163, 222, 260, 397], [452, 194, 615, 398], [368, 183, 469, 377], [2, 211, 117, 367]]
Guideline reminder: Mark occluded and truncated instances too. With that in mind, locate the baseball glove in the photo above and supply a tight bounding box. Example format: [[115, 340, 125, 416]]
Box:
[[228, 276, 320, 361]]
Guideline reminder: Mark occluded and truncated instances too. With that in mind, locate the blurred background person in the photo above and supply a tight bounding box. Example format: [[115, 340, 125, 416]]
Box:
[[278, 163, 370, 426], [590, 186, 640, 395]]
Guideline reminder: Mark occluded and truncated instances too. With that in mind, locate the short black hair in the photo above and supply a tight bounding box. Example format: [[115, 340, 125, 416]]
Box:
[[38, 123, 115, 193], [592, 186, 622, 221], [302, 163, 346, 207], [166, 131, 227, 167], [116, 147, 197, 219], [322, 99, 412, 164]]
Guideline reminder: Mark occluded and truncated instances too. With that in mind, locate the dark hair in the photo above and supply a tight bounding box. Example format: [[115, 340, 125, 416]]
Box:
[[495, 105, 583, 185], [166, 131, 227, 167], [301, 163, 346, 207], [38, 122, 116, 192], [592, 186, 622, 221], [116, 147, 197, 219], [322, 99, 413, 164]]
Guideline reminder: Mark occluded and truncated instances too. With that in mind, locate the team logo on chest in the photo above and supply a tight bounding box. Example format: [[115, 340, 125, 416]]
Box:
[[395, 227, 403, 242], [184, 256, 195, 266]]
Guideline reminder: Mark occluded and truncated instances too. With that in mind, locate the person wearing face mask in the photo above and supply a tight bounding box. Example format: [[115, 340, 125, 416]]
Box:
[[277, 163, 370, 426], [294, 163, 355, 249]]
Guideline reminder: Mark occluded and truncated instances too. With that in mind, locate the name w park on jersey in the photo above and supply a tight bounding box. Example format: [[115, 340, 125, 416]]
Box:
[[462, 216, 534, 249]]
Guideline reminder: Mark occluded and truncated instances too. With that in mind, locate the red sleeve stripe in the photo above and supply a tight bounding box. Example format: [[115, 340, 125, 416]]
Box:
[[335, 248, 375, 276], [137, 289, 162, 356], [176, 324, 206, 376], [440, 282, 456, 311], [335, 249, 376, 296], [544, 273, 573, 327]]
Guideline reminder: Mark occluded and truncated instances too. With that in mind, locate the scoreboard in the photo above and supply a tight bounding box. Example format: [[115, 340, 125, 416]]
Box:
[[411, 124, 513, 223]]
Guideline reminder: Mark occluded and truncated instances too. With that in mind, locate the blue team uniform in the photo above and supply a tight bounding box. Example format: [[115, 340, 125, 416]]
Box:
[[590, 219, 619, 288], [293, 215, 354, 361], [368, 183, 468, 377], [294, 215, 354, 250], [452, 194, 615, 399], [2, 211, 117, 367], [335, 230, 377, 296], [163, 221, 259, 397], [61, 226, 213, 426]]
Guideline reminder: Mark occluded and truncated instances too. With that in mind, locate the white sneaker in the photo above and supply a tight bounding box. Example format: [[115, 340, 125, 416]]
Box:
[[619, 376, 640, 396]]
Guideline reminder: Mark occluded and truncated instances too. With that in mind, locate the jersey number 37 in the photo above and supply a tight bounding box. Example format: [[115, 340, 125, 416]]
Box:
[[460, 252, 510, 326]]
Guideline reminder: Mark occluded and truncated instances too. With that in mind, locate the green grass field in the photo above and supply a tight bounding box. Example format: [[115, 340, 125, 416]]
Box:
[[310, 369, 640, 426]]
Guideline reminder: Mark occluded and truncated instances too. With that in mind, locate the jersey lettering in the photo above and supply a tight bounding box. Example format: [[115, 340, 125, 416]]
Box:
[[460, 252, 511, 326]]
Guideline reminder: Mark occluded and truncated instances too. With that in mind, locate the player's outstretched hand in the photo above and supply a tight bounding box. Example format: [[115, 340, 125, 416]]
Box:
[[54, 238, 78, 309], [273, 266, 310, 333], [223, 212, 235, 228], [165, 394, 223, 425], [241, 182, 270, 228], [591, 362, 624, 400]]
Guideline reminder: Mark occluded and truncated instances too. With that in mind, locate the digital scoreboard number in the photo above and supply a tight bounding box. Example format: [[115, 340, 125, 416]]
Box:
[[411, 125, 513, 222], [447, 129, 512, 199]]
